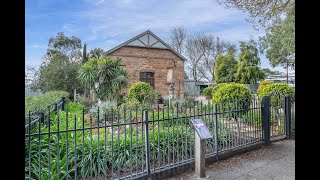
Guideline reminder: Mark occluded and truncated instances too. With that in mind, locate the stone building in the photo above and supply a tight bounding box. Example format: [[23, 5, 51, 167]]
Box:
[[105, 30, 186, 99]]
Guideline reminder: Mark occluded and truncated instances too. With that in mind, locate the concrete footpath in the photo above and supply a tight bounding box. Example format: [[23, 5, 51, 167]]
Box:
[[166, 140, 295, 180]]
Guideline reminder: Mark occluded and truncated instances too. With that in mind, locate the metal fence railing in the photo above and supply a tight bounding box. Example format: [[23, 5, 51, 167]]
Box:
[[25, 95, 293, 180], [25, 97, 66, 133]]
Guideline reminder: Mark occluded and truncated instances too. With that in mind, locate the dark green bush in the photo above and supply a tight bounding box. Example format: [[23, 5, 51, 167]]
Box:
[[128, 82, 156, 103]]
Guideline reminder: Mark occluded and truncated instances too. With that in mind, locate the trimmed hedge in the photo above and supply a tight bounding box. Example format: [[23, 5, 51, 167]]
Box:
[[211, 83, 252, 113]]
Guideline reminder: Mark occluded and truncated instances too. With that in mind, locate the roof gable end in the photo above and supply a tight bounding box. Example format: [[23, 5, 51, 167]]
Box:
[[105, 30, 187, 61]]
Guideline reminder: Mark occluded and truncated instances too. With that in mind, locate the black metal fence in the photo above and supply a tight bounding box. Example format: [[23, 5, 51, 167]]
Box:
[[25, 95, 294, 180], [25, 97, 66, 133]]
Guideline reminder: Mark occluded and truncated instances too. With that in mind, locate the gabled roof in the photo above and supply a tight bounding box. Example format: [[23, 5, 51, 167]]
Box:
[[105, 30, 187, 61]]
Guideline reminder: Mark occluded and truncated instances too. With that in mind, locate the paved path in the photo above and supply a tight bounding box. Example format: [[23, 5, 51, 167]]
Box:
[[166, 140, 295, 180]]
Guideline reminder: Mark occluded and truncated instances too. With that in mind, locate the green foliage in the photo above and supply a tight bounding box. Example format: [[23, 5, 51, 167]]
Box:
[[235, 40, 265, 84], [203, 86, 214, 97], [82, 42, 89, 64], [211, 83, 252, 112], [25, 90, 69, 114], [128, 82, 156, 103], [240, 109, 262, 125], [78, 96, 96, 110], [38, 53, 82, 95], [259, 9, 295, 70], [78, 57, 128, 100], [46, 32, 82, 61], [25, 102, 198, 179], [258, 83, 294, 108], [89, 48, 106, 59], [261, 68, 283, 76], [214, 50, 238, 83], [257, 80, 272, 94]]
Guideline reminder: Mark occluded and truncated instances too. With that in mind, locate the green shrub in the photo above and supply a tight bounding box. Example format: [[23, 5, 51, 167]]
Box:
[[203, 87, 214, 97], [211, 83, 252, 111], [25, 90, 69, 115], [257, 80, 272, 94], [128, 82, 156, 103], [258, 83, 294, 108]]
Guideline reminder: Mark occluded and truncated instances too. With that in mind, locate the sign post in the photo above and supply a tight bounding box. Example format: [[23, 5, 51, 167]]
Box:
[[191, 119, 212, 178]]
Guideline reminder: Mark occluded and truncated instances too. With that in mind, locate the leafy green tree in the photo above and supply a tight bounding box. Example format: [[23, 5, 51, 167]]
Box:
[[260, 9, 295, 83], [82, 42, 89, 64], [44, 32, 82, 63], [217, 0, 295, 84], [78, 57, 128, 100], [89, 48, 106, 59], [37, 52, 82, 96], [235, 40, 265, 84], [213, 49, 238, 83]]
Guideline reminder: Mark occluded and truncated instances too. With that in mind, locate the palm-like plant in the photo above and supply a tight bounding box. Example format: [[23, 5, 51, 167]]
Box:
[[78, 57, 128, 101]]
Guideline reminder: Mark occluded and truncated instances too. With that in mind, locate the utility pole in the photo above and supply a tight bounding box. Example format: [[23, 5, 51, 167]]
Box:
[[286, 58, 289, 84]]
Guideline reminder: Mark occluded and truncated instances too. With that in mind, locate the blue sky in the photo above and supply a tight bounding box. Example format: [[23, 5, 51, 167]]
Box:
[[26, 0, 290, 73]]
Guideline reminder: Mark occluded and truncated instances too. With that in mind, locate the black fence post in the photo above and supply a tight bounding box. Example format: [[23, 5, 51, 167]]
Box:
[[41, 112, 45, 123], [213, 104, 219, 159], [54, 102, 58, 112], [61, 97, 66, 111], [261, 96, 271, 144], [284, 95, 291, 138], [143, 111, 151, 179]]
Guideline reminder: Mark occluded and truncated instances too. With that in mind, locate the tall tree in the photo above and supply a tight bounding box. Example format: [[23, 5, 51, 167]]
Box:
[[169, 26, 188, 54], [217, 0, 295, 29], [260, 8, 295, 84], [198, 37, 237, 82], [217, 0, 295, 84], [213, 48, 238, 83], [37, 52, 82, 97], [185, 33, 209, 81], [89, 48, 106, 59], [82, 42, 89, 64], [235, 40, 265, 84], [78, 57, 128, 101], [168, 27, 237, 82], [44, 32, 82, 65]]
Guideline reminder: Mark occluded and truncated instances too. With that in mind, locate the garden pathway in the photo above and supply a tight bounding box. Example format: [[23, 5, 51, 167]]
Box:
[[165, 139, 295, 180]]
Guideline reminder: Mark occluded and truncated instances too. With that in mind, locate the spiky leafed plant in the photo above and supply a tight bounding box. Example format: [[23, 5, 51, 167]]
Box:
[[78, 57, 128, 101]]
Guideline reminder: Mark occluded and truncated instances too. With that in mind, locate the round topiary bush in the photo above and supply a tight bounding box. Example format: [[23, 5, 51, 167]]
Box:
[[257, 80, 272, 94], [211, 83, 252, 111], [128, 82, 156, 103]]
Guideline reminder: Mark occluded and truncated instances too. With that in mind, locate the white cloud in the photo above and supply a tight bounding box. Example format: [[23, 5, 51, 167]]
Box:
[[74, 0, 247, 43]]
